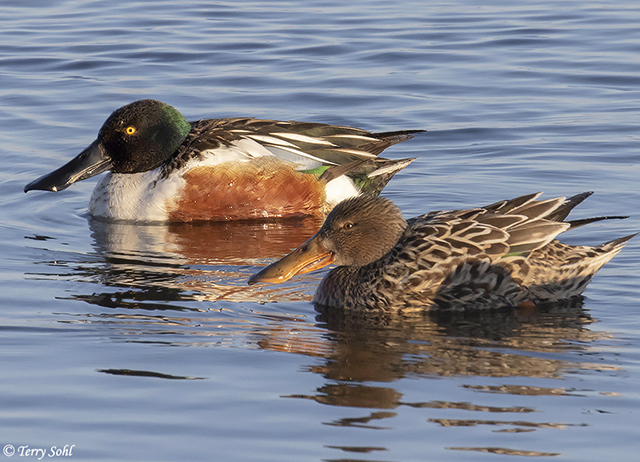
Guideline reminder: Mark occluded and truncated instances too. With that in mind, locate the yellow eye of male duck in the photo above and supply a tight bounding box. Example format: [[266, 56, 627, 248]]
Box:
[[125, 126, 136, 135]]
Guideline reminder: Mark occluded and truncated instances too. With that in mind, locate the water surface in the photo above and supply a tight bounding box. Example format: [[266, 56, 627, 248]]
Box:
[[1, 0, 639, 461]]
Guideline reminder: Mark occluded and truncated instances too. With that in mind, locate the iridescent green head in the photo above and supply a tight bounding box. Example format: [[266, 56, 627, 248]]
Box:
[[24, 99, 192, 193], [98, 99, 191, 173]]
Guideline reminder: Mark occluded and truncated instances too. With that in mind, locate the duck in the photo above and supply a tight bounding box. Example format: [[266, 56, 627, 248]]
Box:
[[248, 192, 635, 312], [24, 99, 421, 222]]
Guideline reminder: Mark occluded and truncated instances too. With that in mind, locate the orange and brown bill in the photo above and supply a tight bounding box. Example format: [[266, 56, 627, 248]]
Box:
[[248, 234, 334, 285]]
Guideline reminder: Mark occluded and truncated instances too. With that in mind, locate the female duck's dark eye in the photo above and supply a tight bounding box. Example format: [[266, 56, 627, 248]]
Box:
[[344, 222, 354, 230]]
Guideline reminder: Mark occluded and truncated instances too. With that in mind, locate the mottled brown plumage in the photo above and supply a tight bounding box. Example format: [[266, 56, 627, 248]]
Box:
[[249, 192, 634, 312]]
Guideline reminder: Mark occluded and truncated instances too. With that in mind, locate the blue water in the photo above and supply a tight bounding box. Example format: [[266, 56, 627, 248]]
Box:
[[1, 0, 639, 460]]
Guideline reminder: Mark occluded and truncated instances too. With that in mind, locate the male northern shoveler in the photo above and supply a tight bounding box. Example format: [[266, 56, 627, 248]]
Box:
[[24, 99, 421, 222], [249, 192, 635, 311]]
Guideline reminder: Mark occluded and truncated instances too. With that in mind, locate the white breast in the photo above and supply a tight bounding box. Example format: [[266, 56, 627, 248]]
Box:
[[89, 168, 185, 222]]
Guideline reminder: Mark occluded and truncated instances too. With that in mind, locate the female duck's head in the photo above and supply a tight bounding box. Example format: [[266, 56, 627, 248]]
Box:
[[248, 195, 407, 284]]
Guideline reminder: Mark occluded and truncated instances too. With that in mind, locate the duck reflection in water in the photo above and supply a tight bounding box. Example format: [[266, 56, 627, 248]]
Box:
[[65, 216, 325, 308], [264, 295, 610, 438]]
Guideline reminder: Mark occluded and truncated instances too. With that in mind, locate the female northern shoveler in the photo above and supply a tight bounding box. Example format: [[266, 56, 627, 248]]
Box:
[[24, 99, 421, 222], [249, 192, 635, 311]]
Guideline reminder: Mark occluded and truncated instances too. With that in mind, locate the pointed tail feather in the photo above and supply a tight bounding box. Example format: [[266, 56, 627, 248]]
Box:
[[568, 215, 629, 229], [372, 129, 426, 140], [358, 130, 425, 155], [546, 191, 594, 222], [599, 233, 637, 251], [581, 233, 637, 276], [320, 157, 416, 196]]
